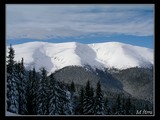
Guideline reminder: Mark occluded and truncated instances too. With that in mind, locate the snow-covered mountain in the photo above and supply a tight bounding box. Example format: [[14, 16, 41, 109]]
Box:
[[7, 41, 153, 74]]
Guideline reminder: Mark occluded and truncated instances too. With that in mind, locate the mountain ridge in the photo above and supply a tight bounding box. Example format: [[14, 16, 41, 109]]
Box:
[[7, 41, 153, 74]]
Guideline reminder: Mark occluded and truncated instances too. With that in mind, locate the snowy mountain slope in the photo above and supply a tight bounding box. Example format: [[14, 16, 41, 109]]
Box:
[[6, 41, 153, 73], [89, 42, 153, 69]]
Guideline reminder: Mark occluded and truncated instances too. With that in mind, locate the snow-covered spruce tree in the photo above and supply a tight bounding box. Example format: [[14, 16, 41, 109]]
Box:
[[56, 81, 72, 115], [65, 89, 73, 115], [37, 68, 49, 115], [56, 82, 65, 115], [76, 86, 85, 115], [83, 80, 94, 115], [93, 81, 105, 115], [26, 68, 39, 115], [48, 74, 72, 115], [69, 81, 76, 115], [6, 44, 19, 113], [26, 70, 34, 114], [14, 58, 27, 115], [48, 73, 57, 115]]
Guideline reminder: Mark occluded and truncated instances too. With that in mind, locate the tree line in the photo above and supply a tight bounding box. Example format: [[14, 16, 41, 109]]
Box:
[[6, 44, 151, 115]]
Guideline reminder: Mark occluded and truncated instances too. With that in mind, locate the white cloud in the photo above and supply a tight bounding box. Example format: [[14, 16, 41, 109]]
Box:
[[6, 4, 154, 40]]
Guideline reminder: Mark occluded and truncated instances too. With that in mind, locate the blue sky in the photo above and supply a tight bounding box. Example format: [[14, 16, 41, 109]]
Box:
[[6, 4, 154, 48]]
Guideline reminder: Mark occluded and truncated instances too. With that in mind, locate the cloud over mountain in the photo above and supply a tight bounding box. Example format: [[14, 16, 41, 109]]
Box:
[[6, 4, 154, 40]]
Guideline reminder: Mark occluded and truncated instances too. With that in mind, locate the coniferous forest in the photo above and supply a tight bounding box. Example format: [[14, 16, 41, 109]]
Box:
[[6, 44, 153, 115]]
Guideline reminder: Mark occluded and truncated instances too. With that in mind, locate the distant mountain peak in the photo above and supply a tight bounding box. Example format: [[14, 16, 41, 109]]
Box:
[[7, 41, 153, 73]]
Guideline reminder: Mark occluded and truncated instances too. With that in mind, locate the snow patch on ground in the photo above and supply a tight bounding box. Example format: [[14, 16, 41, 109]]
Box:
[[6, 111, 20, 116]]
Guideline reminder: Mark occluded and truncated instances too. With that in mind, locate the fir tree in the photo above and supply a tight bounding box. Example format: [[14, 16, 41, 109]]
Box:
[[6, 44, 19, 113], [49, 74, 60, 115], [26, 68, 39, 115], [93, 81, 104, 115], [37, 68, 49, 115], [76, 86, 85, 115], [48, 75, 72, 115], [69, 81, 76, 114], [65, 89, 73, 115], [48, 73, 57, 115], [26, 70, 34, 114], [15, 58, 27, 114], [83, 80, 94, 115], [56, 82, 71, 115]]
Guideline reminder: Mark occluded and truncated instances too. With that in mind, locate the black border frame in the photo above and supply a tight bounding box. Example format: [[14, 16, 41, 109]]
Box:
[[1, 0, 160, 119]]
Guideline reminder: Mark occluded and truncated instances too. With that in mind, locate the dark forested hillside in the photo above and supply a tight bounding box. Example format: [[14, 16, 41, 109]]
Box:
[[53, 66, 153, 102], [109, 67, 153, 103]]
